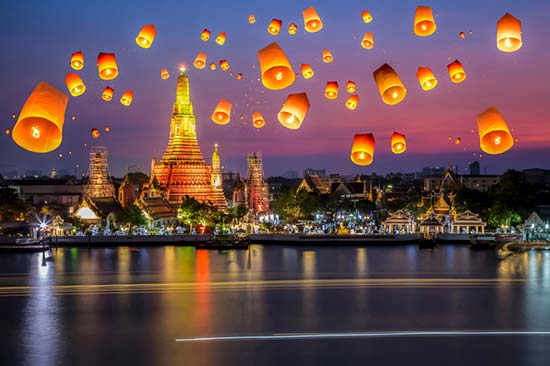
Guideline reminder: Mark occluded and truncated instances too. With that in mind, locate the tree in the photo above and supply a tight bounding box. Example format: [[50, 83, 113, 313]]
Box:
[[177, 196, 204, 231], [271, 187, 319, 223], [0, 187, 26, 221], [116, 204, 146, 227]]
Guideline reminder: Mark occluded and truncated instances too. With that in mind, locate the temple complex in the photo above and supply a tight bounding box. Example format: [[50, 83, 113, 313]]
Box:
[[84, 146, 115, 198]]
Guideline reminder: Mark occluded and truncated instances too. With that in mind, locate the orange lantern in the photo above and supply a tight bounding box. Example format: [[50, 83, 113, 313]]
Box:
[[346, 80, 356, 93], [65, 73, 86, 97], [267, 19, 282, 35], [11, 81, 68, 153], [215, 32, 227, 45], [300, 64, 314, 79], [361, 10, 373, 23], [252, 112, 265, 128], [414, 6, 436, 37], [416, 67, 437, 91], [136, 24, 156, 48], [201, 29, 211, 42], [447, 60, 466, 83], [5, 128, 11, 135], [325, 81, 339, 100], [210, 63, 217, 71], [345, 95, 359, 110], [104, 125, 111, 132], [361, 32, 374, 49], [476, 106, 514, 154], [249, 14, 256, 24], [160, 68, 170, 79], [212, 99, 232, 125], [97, 52, 118, 80], [350, 133, 375, 166], [194, 52, 207, 69], [236, 73, 243, 80], [91, 128, 100, 139], [257, 42, 295, 90], [120, 90, 134, 106], [220, 59, 230, 71], [459, 31, 466, 39], [288, 23, 297, 35], [373, 63, 407, 105], [70, 51, 84, 70], [496, 13, 522, 52], [277, 92, 310, 130], [391, 132, 407, 154], [102, 86, 114, 101], [455, 137, 462, 145], [322, 49, 333, 63], [302, 6, 323, 33]]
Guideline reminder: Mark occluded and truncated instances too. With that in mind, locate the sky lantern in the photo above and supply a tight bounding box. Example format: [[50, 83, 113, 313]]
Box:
[[236, 73, 243, 80], [120, 90, 133, 106], [212, 99, 232, 125], [361, 32, 374, 49], [135, 24, 156, 48], [194, 52, 207, 69], [373, 63, 407, 105], [414, 6, 437, 36], [288, 23, 297, 35], [346, 80, 356, 93], [496, 13, 522, 52], [322, 49, 333, 63], [455, 137, 462, 144], [101, 86, 114, 101], [11, 81, 68, 153], [160, 68, 170, 79], [476, 106, 514, 154], [391, 132, 407, 154], [91, 128, 100, 139], [220, 59, 230, 70], [277, 92, 310, 130], [267, 19, 282, 35], [249, 14, 256, 24], [345, 95, 359, 110], [361, 10, 373, 23], [252, 112, 266, 128], [210, 62, 217, 70], [215, 32, 227, 45], [104, 125, 110, 132], [65, 73, 86, 96], [97, 52, 118, 80], [459, 31, 466, 39], [416, 67, 437, 90], [302, 6, 323, 33], [300, 64, 314, 79], [201, 29, 211, 41], [257, 42, 295, 90], [5, 129, 10, 135], [325, 81, 339, 100], [70, 51, 84, 70], [447, 60, 466, 83], [350, 133, 375, 166]]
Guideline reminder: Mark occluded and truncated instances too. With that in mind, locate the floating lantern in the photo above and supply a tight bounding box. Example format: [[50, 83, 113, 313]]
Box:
[[201, 29, 211, 42], [71, 115, 76, 121], [476, 106, 514, 154], [194, 52, 207, 69], [65, 73, 86, 96], [70, 51, 84, 70], [361, 10, 373, 23], [212, 99, 232, 125], [416, 67, 437, 91], [257, 42, 295, 90], [350, 133, 375, 166], [91, 128, 100, 139], [302, 6, 323, 33], [135, 24, 156, 48], [459, 31, 466, 39], [120, 90, 133, 106], [215, 32, 227, 45], [288, 23, 297, 35], [322, 49, 333, 63], [414, 6, 436, 36], [104, 125, 110, 132], [361, 32, 374, 49], [346, 80, 356, 93], [102, 86, 114, 101], [300, 64, 314, 79], [11, 114, 16, 119], [497, 13, 522, 52], [267, 19, 282, 35], [220, 59, 230, 71], [455, 137, 461, 144], [447, 60, 466, 83], [277, 92, 310, 130], [448, 136, 452, 141], [97, 52, 118, 80], [210, 63, 217, 70], [5, 129, 11, 135], [252, 112, 265, 128], [11, 81, 68, 153], [160, 68, 170, 79], [373, 63, 407, 105], [325, 81, 339, 100], [346, 95, 359, 110], [391, 132, 407, 154], [249, 14, 256, 24], [236, 73, 243, 80]]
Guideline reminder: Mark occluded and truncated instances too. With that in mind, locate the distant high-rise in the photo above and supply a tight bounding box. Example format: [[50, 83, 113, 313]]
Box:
[[469, 161, 480, 176], [85, 146, 115, 198], [246, 152, 269, 215]]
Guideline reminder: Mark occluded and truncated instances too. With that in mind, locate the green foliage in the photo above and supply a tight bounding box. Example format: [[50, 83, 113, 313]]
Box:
[[0, 187, 26, 221], [177, 196, 228, 230], [455, 187, 490, 219], [271, 187, 320, 223], [116, 204, 146, 227]]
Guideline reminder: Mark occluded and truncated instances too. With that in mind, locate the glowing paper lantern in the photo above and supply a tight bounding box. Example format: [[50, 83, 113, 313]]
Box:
[[300, 64, 314, 79], [201, 29, 211, 42], [101, 86, 114, 101], [249, 14, 256, 24], [267, 19, 282, 35], [447, 60, 466, 83], [5, 129, 10, 135], [210, 63, 217, 71], [220, 59, 230, 71], [105, 125, 111, 132], [120, 90, 134, 106], [459, 32, 466, 39], [97, 52, 118, 80], [257, 42, 295, 90], [455, 137, 462, 145], [373, 63, 407, 105], [277, 92, 310, 130], [216, 32, 227, 45], [361, 32, 374, 49], [136, 24, 156, 48], [322, 49, 333, 63], [252, 112, 265, 128], [11, 81, 68, 153], [70, 51, 84, 70], [160, 68, 170, 79], [496, 13, 522, 52], [416, 67, 437, 91], [361, 10, 373, 23], [346, 80, 356, 93], [212, 99, 232, 125], [236, 73, 243, 80], [350, 133, 375, 166], [302, 6, 323, 33], [194, 52, 207, 69], [91, 128, 100, 139], [65, 73, 86, 97], [476, 107, 514, 154], [391, 132, 407, 154], [346, 95, 359, 110], [325, 81, 339, 100], [414, 6, 436, 37], [288, 23, 297, 35]]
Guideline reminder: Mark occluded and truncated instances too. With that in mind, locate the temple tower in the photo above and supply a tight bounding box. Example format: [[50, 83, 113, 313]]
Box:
[[118, 169, 135, 207], [209, 144, 228, 210], [246, 152, 269, 215], [85, 146, 115, 198]]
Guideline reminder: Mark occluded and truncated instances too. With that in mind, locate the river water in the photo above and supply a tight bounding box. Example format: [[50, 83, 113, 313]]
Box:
[[0, 244, 549, 366]]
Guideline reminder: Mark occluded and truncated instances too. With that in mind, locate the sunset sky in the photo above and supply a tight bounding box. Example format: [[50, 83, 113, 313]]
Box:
[[1, 0, 549, 177]]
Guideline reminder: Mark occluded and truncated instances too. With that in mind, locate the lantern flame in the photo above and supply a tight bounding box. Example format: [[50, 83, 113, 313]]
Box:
[[32, 126, 40, 139]]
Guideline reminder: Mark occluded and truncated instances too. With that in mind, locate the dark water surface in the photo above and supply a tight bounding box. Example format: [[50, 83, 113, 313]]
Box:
[[0, 244, 549, 366]]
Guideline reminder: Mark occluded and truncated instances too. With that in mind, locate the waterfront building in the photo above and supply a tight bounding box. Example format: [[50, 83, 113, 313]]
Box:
[[85, 146, 115, 198], [297, 174, 330, 195], [246, 152, 270, 215], [382, 210, 415, 233], [451, 210, 486, 234], [419, 211, 445, 235], [74, 196, 121, 225], [136, 197, 176, 229], [523, 211, 550, 240]]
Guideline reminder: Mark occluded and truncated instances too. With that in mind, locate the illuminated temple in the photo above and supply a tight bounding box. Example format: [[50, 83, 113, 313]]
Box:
[[141, 67, 227, 210]]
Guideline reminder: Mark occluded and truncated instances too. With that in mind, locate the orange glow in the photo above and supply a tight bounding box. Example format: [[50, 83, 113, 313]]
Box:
[[236, 73, 243, 80], [201, 28, 211, 41], [300, 64, 314, 79], [212, 98, 232, 125], [447, 60, 466, 83], [97, 52, 118, 80], [5, 128, 10, 135], [288, 22, 297, 35], [215, 32, 227, 45], [267, 19, 282, 35], [416, 67, 438, 91], [257, 42, 295, 90], [277, 92, 310, 130], [70, 51, 84, 70], [65, 73, 86, 97], [346, 80, 356, 93], [476, 106, 514, 154], [210, 62, 217, 71], [249, 14, 256, 24], [460, 31, 466, 39], [322, 49, 333, 63], [345, 95, 359, 110], [325, 81, 339, 100], [361, 32, 374, 49], [361, 10, 373, 23], [350, 133, 375, 166], [91, 128, 100, 139], [120, 90, 133, 106], [160, 68, 170, 79], [455, 137, 462, 144], [220, 59, 230, 71], [302, 6, 323, 33], [252, 112, 266, 128], [135, 24, 156, 48], [414, 6, 436, 36], [101, 86, 114, 101], [373, 63, 407, 105], [194, 52, 207, 69], [391, 132, 407, 154], [497, 13, 522, 52], [104, 125, 111, 132]]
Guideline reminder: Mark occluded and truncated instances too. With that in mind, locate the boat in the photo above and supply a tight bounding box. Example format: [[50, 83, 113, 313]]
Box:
[[0, 237, 51, 253], [195, 234, 250, 250], [495, 233, 522, 243], [469, 234, 497, 250]]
